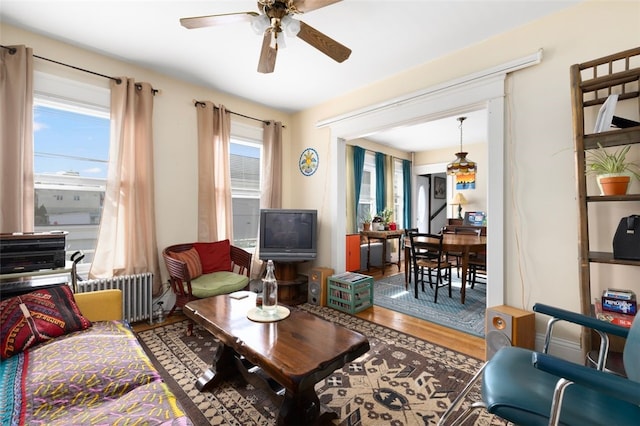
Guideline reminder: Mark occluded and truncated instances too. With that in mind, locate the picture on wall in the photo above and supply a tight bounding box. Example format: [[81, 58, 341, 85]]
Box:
[[434, 176, 446, 199], [456, 172, 476, 190]]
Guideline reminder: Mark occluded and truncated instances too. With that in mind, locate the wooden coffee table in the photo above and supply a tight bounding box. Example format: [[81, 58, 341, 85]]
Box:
[[184, 293, 370, 425]]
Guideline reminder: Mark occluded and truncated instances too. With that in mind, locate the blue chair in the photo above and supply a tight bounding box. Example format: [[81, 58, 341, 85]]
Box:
[[439, 303, 640, 425]]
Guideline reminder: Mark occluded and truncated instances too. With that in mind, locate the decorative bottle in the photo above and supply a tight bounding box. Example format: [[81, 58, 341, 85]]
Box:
[[262, 260, 278, 316]]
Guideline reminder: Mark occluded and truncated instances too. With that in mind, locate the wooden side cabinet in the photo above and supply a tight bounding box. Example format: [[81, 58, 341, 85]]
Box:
[[346, 234, 361, 272]]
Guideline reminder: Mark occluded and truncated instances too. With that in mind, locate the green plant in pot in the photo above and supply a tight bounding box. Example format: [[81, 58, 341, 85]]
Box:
[[586, 143, 640, 195], [361, 211, 372, 231]]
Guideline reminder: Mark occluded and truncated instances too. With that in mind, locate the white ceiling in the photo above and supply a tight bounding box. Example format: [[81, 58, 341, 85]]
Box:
[[1, 0, 581, 150]]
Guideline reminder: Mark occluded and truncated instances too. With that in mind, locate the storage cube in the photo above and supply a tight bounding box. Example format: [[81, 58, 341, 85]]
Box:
[[327, 272, 373, 314]]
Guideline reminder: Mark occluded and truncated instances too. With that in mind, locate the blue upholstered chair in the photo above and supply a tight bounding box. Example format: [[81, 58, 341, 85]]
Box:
[[439, 303, 640, 426]]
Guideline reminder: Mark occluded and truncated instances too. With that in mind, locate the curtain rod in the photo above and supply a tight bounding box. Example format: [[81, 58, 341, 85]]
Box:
[[194, 101, 286, 128], [1, 44, 158, 94]]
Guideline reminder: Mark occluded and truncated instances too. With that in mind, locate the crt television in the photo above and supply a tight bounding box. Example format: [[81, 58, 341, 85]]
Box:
[[259, 209, 317, 261]]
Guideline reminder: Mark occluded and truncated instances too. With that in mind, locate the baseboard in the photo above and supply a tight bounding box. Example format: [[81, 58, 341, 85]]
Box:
[[535, 333, 583, 364]]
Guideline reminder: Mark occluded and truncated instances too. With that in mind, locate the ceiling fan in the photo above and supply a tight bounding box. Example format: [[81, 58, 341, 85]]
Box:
[[180, 0, 351, 73]]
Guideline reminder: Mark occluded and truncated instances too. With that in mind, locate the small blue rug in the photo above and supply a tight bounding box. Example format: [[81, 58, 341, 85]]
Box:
[[373, 273, 486, 337]]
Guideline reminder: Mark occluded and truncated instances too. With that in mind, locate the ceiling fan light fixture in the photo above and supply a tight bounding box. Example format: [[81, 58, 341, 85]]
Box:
[[447, 116, 477, 175], [270, 30, 286, 49], [250, 14, 270, 34], [282, 15, 300, 36]]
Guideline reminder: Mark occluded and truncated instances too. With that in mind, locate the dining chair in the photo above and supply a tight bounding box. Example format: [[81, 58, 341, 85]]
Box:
[[438, 303, 640, 426], [403, 228, 419, 284], [409, 232, 452, 303]]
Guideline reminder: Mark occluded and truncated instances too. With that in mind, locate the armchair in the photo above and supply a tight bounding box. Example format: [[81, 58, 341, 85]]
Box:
[[439, 303, 640, 426], [163, 239, 251, 320]]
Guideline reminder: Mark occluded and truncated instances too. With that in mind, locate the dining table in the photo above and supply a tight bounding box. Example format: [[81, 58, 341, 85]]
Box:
[[404, 233, 487, 304]]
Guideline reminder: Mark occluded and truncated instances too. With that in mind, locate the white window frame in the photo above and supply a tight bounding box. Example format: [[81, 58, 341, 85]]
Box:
[[33, 72, 110, 277]]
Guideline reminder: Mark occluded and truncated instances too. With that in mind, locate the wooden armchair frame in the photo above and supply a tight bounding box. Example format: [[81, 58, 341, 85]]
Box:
[[162, 243, 252, 316]]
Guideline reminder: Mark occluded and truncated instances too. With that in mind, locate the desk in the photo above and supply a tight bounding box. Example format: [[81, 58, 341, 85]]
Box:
[[360, 229, 404, 274], [404, 234, 486, 304]]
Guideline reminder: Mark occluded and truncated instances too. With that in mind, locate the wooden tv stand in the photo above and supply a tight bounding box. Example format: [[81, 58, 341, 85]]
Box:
[[273, 261, 307, 305]]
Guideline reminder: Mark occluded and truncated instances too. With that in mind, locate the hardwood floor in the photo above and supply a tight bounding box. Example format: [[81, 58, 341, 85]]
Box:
[[134, 265, 486, 360], [355, 265, 486, 360]]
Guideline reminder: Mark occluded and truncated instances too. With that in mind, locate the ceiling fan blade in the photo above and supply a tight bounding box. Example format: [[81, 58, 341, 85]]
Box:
[[292, 0, 342, 13], [180, 12, 258, 29], [258, 32, 277, 73], [297, 21, 351, 63]]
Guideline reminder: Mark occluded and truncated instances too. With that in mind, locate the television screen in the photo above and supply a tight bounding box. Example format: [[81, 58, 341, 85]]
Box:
[[259, 209, 317, 261]]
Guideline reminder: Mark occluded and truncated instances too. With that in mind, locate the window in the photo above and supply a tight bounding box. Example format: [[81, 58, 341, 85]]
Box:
[[357, 151, 376, 227], [230, 123, 263, 251], [33, 73, 110, 271]]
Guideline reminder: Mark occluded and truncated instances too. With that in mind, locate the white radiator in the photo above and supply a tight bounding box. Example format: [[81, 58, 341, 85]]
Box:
[[76, 273, 154, 324]]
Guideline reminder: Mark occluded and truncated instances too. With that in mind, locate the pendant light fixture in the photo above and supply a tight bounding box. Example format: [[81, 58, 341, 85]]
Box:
[[447, 116, 477, 175]]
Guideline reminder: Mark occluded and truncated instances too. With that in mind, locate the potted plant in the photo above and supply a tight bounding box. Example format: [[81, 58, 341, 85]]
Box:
[[361, 211, 372, 231], [378, 208, 394, 230], [586, 143, 640, 195]]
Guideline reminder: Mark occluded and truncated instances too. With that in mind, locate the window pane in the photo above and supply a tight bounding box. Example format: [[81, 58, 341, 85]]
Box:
[[33, 104, 109, 265], [230, 139, 261, 250]]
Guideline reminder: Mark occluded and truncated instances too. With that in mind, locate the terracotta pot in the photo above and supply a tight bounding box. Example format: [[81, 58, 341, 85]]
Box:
[[598, 175, 630, 195], [363, 222, 371, 232]]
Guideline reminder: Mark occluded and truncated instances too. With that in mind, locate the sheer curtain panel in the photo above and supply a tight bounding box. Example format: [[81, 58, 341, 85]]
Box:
[[196, 101, 232, 242], [0, 45, 34, 233], [90, 78, 162, 294]]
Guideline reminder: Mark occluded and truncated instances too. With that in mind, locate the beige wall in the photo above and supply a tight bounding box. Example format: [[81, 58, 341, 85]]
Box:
[[3, 0, 640, 345]]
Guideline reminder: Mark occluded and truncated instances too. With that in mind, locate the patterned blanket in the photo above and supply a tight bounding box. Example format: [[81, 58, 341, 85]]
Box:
[[0, 321, 191, 426]]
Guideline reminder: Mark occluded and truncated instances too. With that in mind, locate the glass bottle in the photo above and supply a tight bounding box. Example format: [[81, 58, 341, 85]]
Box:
[[262, 260, 278, 316]]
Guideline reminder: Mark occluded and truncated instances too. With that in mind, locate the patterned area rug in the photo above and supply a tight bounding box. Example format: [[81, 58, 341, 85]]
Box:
[[136, 305, 506, 425], [374, 273, 486, 337]]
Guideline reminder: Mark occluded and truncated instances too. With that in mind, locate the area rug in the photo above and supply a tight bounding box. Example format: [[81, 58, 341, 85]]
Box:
[[136, 305, 506, 425], [373, 273, 486, 337]]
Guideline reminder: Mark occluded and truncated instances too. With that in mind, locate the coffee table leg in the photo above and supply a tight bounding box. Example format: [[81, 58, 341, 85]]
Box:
[[277, 387, 337, 425], [196, 343, 236, 392]]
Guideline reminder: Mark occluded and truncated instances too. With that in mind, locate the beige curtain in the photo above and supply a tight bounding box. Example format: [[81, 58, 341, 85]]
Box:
[[345, 145, 356, 233], [196, 101, 232, 242], [385, 155, 395, 214], [251, 120, 283, 279], [90, 78, 162, 295], [0, 45, 34, 233]]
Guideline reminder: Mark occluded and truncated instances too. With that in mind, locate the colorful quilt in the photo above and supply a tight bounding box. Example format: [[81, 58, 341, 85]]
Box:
[[0, 321, 192, 425]]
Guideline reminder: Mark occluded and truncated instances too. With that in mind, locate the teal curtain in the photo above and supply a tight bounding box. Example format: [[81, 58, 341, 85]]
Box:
[[402, 159, 412, 228], [375, 152, 386, 214]]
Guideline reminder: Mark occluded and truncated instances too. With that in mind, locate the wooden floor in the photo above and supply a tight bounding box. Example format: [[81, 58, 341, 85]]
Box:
[[134, 265, 486, 360], [355, 265, 485, 360]]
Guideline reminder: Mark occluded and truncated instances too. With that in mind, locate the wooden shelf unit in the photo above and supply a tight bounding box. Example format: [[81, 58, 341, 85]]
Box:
[[572, 46, 640, 354]]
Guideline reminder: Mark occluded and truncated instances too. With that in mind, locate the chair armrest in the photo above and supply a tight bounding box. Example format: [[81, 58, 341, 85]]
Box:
[[74, 289, 123, 321], [533, 303, 629, 339], [230, 245, 252, 277], [532, 352, 640, 406]]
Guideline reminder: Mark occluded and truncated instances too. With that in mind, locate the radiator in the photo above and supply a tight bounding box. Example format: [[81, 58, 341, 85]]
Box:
[[76, 273, 154, 324]]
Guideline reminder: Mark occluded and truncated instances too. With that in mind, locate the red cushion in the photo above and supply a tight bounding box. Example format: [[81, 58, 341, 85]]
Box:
[[170, 247, 203, 279], [0, 285, 92, 360], [193, 239, 232, 273]]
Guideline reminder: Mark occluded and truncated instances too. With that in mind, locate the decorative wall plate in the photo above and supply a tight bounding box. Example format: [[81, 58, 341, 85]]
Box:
[[299, 147, 319, 176]]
